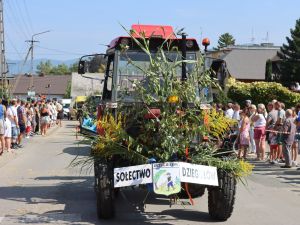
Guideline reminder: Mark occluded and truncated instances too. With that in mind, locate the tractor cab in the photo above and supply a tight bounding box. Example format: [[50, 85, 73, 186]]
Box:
[[78, 25, 212, 107]]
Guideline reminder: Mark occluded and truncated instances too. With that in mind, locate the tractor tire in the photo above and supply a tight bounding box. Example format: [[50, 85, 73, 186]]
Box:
[[95, 162, 114, 219], [208, 170, 236, 221]]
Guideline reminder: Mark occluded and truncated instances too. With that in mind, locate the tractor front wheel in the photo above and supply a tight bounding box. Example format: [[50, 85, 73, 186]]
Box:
[[208, 170, 236, 221]]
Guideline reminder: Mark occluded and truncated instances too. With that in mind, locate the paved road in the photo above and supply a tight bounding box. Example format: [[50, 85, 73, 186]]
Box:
[[0, 121, 299, 225]]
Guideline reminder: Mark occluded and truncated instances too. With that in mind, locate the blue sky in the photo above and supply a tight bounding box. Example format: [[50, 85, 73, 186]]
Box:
[[4, 0, 300, 64]]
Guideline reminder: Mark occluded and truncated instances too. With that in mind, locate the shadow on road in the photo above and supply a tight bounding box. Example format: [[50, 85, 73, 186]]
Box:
[[150, 210, 215, 223], [0, 175, 217, 225], [0, 176, 99, 224], [64, 124, 78, 129], [114, 188, 217, 224], [250, 160, 300, 187], [63, 145, 90, 157]]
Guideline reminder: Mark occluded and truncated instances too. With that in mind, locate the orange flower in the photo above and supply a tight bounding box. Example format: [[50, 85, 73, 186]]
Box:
[[204, 113, 209, 127]]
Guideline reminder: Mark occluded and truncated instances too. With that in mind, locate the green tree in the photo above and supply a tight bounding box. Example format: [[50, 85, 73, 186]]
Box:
[[36, 60, 53, 75], [36, 60, 76, 75], [50, 63, 70, 75], [88, 55, 106, 73], [69, 61, 79, 73], [217, 33, 235, 49], [265, 59, 273, 81], [64, 81, 71, 98], [278, 18, 300, 85]]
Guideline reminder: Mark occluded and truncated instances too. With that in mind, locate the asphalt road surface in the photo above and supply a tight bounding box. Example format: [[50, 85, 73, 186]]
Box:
[[0, 121, 299, 225]]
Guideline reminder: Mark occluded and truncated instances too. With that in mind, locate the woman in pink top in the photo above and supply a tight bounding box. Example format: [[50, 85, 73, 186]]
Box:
[[238, 108, 250, 159], [252, 104, 267, 160]]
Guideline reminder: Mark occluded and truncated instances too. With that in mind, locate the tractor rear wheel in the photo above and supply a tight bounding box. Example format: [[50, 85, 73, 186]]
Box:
[[208, 170, 236, 221]]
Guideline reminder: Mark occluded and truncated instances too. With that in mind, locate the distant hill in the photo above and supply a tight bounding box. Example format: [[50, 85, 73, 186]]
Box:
[[7, 58, 78, 75]]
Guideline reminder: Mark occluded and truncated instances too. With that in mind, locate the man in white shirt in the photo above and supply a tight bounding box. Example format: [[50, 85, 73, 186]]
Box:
[[7, 99, 19, 149], [232, 103, 241, 121], [295, 82, 300, 91], [225, 103, 234, 119], [56, 101, 63, 127]]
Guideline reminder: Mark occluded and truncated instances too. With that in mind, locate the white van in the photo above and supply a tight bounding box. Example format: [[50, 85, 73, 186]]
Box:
[[61, 99, 72, 118]]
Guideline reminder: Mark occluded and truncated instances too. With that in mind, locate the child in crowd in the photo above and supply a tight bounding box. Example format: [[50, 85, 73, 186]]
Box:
[[25, 119, 31, 138], [269, 131, 279, 164], [238, 109, 250, 159], [25, 103, 32, 138]]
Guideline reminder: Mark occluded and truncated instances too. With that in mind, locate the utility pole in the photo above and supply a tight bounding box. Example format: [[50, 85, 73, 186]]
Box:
[[0, 0, 7, 98], [24, 30, 50, 94], [25, 39, 39, 76]]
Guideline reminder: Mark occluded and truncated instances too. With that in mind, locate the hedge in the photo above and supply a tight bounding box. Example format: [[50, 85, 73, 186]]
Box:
[[226, 78, 300, 108]]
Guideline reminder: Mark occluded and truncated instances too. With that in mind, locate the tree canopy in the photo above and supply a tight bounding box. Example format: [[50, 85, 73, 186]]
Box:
[[36, 60, 78, 75], [277, 18, 300, 85], [217, 33, 235, 49], [64, 81, 71, 98]]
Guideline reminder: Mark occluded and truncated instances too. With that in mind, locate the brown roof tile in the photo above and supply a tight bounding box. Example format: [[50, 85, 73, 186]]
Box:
[[11, 75, 71, 95]]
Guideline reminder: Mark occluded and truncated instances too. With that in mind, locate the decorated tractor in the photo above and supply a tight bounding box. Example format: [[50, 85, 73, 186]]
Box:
[[77, 24, 252, 221]]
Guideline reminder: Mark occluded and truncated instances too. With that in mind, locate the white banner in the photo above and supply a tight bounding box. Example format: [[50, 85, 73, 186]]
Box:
[[179, 162, 218, 186], [114, 164, 152, 188]]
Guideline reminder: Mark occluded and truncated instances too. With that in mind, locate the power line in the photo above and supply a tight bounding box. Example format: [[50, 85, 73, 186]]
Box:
[[35, 45, 87, 56], [6, 34, 27, 74], [5, 0, 30, 39], [3, 13, 28, 43], [22, 0, 34, 33], [8, 52, 74, 55], [7, 44, 88, 57], [11, 0, 33, 35], [6, 34, 24, 60], [7, 52, 83, 56]]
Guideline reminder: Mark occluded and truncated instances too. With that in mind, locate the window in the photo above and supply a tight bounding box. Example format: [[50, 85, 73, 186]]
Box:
[[117, 51, 196, 101]]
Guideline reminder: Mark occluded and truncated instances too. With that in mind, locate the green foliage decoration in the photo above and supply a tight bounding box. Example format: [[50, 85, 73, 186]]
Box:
[[76, 26, 253, 179]]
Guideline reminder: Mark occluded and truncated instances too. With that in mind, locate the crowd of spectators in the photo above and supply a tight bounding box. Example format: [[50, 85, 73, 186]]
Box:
[[214, 99, 299, 168], [0, 98, 64, 156]]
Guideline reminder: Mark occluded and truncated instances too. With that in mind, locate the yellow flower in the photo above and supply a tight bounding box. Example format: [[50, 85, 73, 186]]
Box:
[[167, 95, 179, 103], [236, 160, 254, 177]]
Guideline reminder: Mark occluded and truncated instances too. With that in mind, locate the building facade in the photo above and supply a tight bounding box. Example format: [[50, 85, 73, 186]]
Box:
[[207, 44, 280, 83]]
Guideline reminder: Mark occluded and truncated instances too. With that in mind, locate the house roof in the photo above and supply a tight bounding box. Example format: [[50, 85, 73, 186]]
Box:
[[11, 75, 71, 95], [222, 48, 279, 80]]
